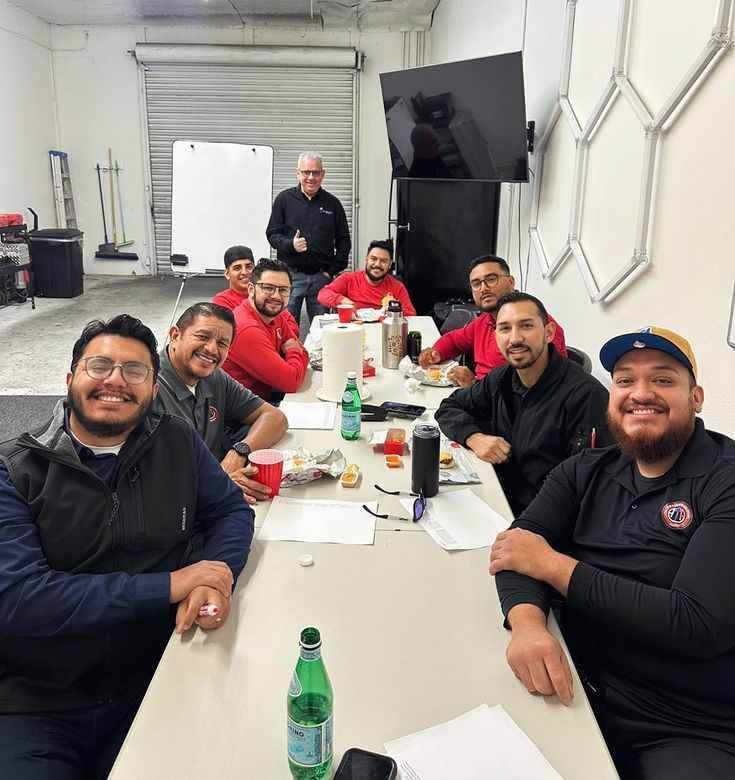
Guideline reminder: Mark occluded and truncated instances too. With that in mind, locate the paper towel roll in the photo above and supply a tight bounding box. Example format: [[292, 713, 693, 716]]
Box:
[[316, 323, 370, 402]]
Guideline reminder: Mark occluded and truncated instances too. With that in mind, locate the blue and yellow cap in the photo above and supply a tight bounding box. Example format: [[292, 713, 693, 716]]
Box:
[[600, 327, 697, 382]]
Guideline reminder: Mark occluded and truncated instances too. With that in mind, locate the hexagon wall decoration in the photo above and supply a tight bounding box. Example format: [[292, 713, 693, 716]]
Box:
[[528, 0, 733, 303]]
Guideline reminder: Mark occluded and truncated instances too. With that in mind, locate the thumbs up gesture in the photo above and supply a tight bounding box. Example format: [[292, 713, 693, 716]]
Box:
[[293, 229, 308, 253]]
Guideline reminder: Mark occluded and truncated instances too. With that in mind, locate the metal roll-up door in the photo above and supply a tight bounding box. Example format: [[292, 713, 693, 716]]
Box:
[[141, 62, 357, 275]]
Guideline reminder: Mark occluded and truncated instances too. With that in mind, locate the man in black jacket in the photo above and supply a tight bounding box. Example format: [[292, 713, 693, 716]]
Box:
[[490, 326, 735, 779], [266, 151, 351, 324], [0, 314, 253, 778], [435, 292, 610, 515]]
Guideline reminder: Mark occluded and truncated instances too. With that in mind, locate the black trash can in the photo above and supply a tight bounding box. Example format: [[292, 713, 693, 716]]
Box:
[[28, 228, 84, 298]]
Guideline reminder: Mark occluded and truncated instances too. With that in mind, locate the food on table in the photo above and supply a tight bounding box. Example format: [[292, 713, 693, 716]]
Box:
[[439, 450, 454, 469]]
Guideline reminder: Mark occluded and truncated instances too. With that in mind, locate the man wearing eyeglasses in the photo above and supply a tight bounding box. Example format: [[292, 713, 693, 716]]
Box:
[[266, 152, 352, 325], [419, 255, 567, 387], [0, 314, 253, 777], [222, 258, 310, 401]]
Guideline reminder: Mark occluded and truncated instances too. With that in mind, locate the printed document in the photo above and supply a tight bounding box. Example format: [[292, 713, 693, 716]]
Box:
[[279, 401, 336, 430]]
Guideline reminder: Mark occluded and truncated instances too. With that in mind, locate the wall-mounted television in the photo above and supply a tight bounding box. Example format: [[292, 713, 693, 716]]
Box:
[[380, 52, 529, 183]]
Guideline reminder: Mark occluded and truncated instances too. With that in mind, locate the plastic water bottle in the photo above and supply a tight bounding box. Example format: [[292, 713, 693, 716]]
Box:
[[340, 371, 361, 441], [287, 627, 334, 779]]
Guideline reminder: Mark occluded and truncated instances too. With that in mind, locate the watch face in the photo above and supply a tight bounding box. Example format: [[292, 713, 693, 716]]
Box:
[[233, 443, 251, 458]]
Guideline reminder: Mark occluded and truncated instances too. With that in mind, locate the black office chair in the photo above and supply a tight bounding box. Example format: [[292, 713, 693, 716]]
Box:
[[440, 307, 477, 335], [566, 346, 593, 374]]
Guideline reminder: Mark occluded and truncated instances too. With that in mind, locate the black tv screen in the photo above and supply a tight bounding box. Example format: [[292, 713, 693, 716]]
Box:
[[380, 52, 529, 183]]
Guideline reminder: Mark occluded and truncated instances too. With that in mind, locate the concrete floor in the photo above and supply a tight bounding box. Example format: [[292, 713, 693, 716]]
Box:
[[0, 274, 229, 395]]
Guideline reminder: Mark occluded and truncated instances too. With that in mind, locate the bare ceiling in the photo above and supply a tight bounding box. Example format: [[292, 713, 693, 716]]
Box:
[[7, 0, 440, 30]]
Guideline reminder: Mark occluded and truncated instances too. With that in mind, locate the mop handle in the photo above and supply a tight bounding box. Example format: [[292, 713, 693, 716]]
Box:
[[108, 148, 117, 247], [96, 163, 109, 244], [114, 160, 128, 241]]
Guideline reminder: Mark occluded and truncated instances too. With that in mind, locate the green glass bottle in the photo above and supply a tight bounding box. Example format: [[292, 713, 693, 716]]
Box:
[[287, 627, 334, 779], [340, 371, 361, 441]]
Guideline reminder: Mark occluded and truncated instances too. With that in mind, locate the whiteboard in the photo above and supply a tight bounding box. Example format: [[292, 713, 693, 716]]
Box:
[[729, 281, 735, 349], [170, 141, 273, 275]]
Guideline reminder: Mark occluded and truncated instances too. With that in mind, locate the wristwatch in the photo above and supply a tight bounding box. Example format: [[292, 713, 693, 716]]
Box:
[[230, 442, 252, 462]]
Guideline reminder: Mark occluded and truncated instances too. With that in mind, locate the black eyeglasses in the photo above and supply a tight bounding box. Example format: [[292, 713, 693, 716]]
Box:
[[74, 356, 153, 385], [254, 282, 292, 297], [362, 485, 426, 523], [469, 273, 510, 291], [298, 170, 324, 178]]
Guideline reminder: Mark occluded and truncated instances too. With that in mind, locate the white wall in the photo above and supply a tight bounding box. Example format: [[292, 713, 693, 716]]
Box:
[[0, 0, 56, 226], [430, 0, 735, 436], [49, 23, 403, 276]]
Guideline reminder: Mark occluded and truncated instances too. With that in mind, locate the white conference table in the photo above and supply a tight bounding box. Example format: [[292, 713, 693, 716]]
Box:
[[111, 317, 618, 779]]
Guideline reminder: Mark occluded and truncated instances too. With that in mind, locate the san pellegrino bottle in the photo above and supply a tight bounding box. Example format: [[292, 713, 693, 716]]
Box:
[[340, 371, 361, 441], [287, 627, 334, 779]]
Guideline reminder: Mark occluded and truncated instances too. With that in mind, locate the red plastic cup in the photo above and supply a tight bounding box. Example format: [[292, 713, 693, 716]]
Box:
[[337, 303, 353, 323], [248, 449, 285, 498]]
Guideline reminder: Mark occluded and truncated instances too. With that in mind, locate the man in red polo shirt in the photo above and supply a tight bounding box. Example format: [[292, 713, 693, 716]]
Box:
[[419, 254, 567, 387], [212, 245, 256, 311], [317, 240, 416, 315], [221, 259, 309, 401]]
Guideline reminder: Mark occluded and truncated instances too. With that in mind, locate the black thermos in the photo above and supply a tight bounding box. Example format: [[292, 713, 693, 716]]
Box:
[[411, 424, 440, 497]]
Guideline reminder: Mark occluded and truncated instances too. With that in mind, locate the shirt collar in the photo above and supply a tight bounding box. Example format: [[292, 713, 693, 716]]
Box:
[[159, 346, 212, 402]]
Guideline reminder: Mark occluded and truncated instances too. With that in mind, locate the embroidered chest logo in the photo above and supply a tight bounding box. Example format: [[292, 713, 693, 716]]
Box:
[[209, 405, 220, 423], [661, 501, 693, 530], [276, 327, 282, 340]]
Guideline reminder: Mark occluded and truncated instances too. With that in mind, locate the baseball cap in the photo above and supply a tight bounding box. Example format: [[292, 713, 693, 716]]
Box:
[[600, 327, 697, 381], [223, 245, 255, 268]]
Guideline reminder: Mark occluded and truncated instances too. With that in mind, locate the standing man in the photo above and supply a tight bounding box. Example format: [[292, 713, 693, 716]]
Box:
[[491, 327, 735, 779], [266, 152, 351, 325], [435, 292, 609, 515], [154, 302, 288, 503], [317, 239, 416, 315], [419, 254, 567, 387], [0, 314, 253, 778], [212, 245, 256, 310], [222, 259, 310, 401]]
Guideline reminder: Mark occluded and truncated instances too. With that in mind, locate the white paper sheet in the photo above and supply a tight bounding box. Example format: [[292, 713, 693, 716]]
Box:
[[279, 401, 336, 430], [384, 704, 563, 780], [258, 496, 376, 544], [400, 488, 508, 550]]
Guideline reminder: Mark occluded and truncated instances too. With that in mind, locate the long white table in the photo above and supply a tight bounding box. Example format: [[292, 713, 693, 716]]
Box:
[[111, 316, 618, 779]]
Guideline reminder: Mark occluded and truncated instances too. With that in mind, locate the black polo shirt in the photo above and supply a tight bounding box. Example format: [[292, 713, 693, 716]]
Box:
[[266, 185, 351, 276], [497, 418, 735, 739]]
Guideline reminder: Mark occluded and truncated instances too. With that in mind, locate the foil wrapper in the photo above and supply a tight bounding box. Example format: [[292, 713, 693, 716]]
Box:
[[280, 448, 348, 487]]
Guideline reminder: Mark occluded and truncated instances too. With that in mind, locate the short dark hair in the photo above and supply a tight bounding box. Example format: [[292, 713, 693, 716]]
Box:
[[223, 245, 255, 269], [469, 254, 511, 276], [175, 302, 235, 337], [71, 314, 160, 379], [251, 258, 293, 286], [495, 292, 549, 326], [366, 239, 394, 260]]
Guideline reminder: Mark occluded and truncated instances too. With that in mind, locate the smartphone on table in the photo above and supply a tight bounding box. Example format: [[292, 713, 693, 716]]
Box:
[[334, 747, 398, 779], [380, 401, 426, 420]]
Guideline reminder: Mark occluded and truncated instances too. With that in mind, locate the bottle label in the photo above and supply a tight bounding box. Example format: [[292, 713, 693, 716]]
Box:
[[341, 411, 361, 433], [342, 391, 353, 404], [288, 672, 302, 696], [299, 647, 321, 662], [287, 715, 333, 767]]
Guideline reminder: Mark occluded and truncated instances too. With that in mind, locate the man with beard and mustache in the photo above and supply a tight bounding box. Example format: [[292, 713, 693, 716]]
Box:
[[419, 254, 567, 387], [435, 292, 610, 516], [490, 327, 735, 780], [222, 258, 309, 401], [0, 314, 253, 778], [317, 240, 416, 315], [154, 302, 288, 503]]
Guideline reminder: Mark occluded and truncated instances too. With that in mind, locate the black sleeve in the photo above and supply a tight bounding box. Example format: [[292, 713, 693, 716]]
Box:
[[266, 192, 293, 253], [495, 457, 582, 620], [565, 379, 612, 454], [434, 377, 498, 447], [330, 199, 351, 275], [567, 475, 735, 659]]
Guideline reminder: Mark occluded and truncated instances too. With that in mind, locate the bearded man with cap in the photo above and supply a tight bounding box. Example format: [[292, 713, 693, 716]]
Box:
[[490, 327, 735, 780]]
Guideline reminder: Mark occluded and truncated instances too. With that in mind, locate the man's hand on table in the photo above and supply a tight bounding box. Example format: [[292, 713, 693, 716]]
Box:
[[169, 560, 233, 605], [505, 604, 574, 707], [447, 365, 475, 387], [229, 463, 272, 504], [466, 432, 511, 464], [490, 528, 578, 596], [175, 585, 231, 634], [418, 347, 441, 369]]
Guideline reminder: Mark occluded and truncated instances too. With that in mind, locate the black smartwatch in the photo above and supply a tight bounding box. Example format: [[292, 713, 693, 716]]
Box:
[[230, 442, 252, 462]]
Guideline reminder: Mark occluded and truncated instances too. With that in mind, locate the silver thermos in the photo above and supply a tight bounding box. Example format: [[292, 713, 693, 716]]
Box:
[[381, 299, 408, 369]]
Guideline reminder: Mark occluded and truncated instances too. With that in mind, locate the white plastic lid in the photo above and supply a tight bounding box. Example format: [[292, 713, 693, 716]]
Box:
[[346, 371, 357, 379], [298, 554, 314, 567]]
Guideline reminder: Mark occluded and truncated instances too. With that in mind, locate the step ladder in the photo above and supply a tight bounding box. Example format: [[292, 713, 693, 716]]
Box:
[[49, 150, 78, 229]]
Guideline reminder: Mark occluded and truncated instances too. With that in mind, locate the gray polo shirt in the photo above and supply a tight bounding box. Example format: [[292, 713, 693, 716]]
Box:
[[153, 347, 263, 459]]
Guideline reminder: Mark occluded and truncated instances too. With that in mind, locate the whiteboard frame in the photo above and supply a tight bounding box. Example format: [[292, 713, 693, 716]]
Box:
[[728, 281, 735, 349], [170, 141, 274, 276]]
